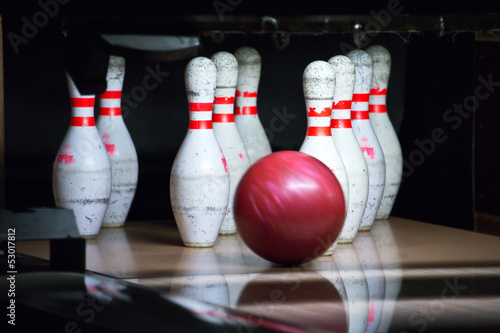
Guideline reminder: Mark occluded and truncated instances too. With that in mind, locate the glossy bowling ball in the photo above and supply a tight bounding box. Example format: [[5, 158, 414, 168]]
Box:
[[234, 151, 345, 265]]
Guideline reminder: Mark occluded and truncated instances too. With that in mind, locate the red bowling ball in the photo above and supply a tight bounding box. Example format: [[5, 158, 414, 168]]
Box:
[[234, 151, 346, 265]]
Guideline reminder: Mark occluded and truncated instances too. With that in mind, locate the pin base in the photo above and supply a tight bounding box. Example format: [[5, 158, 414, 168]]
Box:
[[81, 234, 98, 240], [183, 242, 215, 248], [102, 222, 125, 228], [321, 250, 334, 256], [219, 229, 237, 235], [338, 238, 354, 244], [358, 226, 372, 231]]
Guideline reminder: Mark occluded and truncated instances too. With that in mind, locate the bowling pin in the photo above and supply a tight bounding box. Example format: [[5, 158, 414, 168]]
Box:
[[299, 60, 349, 255], [347, 50, 385, 231], [234, 46, 272, 164], [365, 45, 403, 220], [53, 74, 112, 238], [329, 55, 369, 243], [170, 57, 230, 247], [210, 51, 251, 235], [97, 55, 139, 227]]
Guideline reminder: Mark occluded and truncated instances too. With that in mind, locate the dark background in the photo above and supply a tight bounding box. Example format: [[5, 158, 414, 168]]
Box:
[[2, 1, 491, 231]]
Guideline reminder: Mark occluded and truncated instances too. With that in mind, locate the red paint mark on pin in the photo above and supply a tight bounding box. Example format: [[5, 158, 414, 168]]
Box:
[[105, 143, 116, 156], [360, 137, 375, 160], [57, 153, 74, 164], [220, 148, 228, 173]]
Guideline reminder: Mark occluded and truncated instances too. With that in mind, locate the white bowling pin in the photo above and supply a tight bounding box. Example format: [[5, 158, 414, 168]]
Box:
[[234, 46, 272, 164], [347, 50, 385, 231], [170, 57, 230, 247], [211, 51, 251, 235], [365, 45, 403, 220], [97, 55, 139, 227], [53, 74, 112, 239], [329, 55, 369, 243], [299, 60, 349, 255]]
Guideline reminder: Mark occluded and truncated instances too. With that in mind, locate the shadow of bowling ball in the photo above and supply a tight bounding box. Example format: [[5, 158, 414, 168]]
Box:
[[237, 269, 347, 333], [234, 151, 346, 265]]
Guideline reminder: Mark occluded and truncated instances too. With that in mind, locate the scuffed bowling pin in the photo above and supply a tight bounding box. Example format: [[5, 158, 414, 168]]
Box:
[[170, 57, 230, 247], [211, 51, 251, 235], [97, 55, 139, 227], [299, 60, 349, 255], [365, 45, 403, 220], [234, 46, 272, 164], [53, 74, 112, 238], [329, 55, 369, 243], [347, 50, 385, 231]]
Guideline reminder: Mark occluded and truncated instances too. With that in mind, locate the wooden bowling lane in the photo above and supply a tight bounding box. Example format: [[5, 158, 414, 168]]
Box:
[[17, 217, 500, 332]]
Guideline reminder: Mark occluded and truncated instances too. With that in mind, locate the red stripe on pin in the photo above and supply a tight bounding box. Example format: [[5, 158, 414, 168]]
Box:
[[308, 107, 331, 117], [213, 113, 235, 123], [236, 90, 257, 98], [235, 106, 257, 115], [352, 93, 369, 102], [189, 120, 213, 129], [100, 91, 122, 99], [307, 126, 332, 136], [332, 100, 352, 110], [189, 103, 213, 112], [99, 107, 122, 116], [369, 104, 387, 113], [370, 87, 387, 95], [71, 97, 94, 107], [351, 111, 370, 120], [214, 96, 235, 104], [331, 119, 352, 128], [70, 116, 96, 126]]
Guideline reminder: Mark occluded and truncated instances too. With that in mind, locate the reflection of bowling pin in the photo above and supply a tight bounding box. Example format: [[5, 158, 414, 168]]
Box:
[[365, 45, 403, 220], [90, 227, 136, 277], [354, 231, 385, 333], [53, 74, 111, 238], [97, 55, 139, 227], [299, 60, 349, 255], [347, 50, 385, 231], [171, 247, 229, 307], [329, 55, 369, 243], [170, 57, 230, 247], [234, 46, 272, 164], [371, 220, 403, 332], [334, 244, 369, 333], [211, 51, 251, 235]]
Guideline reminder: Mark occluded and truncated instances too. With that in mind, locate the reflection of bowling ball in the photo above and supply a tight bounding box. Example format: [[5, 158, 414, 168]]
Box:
[[237, 269, 347, 333], [234, 151, 345, 265]]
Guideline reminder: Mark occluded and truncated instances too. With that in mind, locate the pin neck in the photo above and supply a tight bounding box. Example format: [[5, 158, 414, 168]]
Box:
[[99, 90, 123, 116], [70, 96, 96, 126], [368, 87, 387, 113], [235, 90, 258, 116], [188, 102, 213, 130]]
